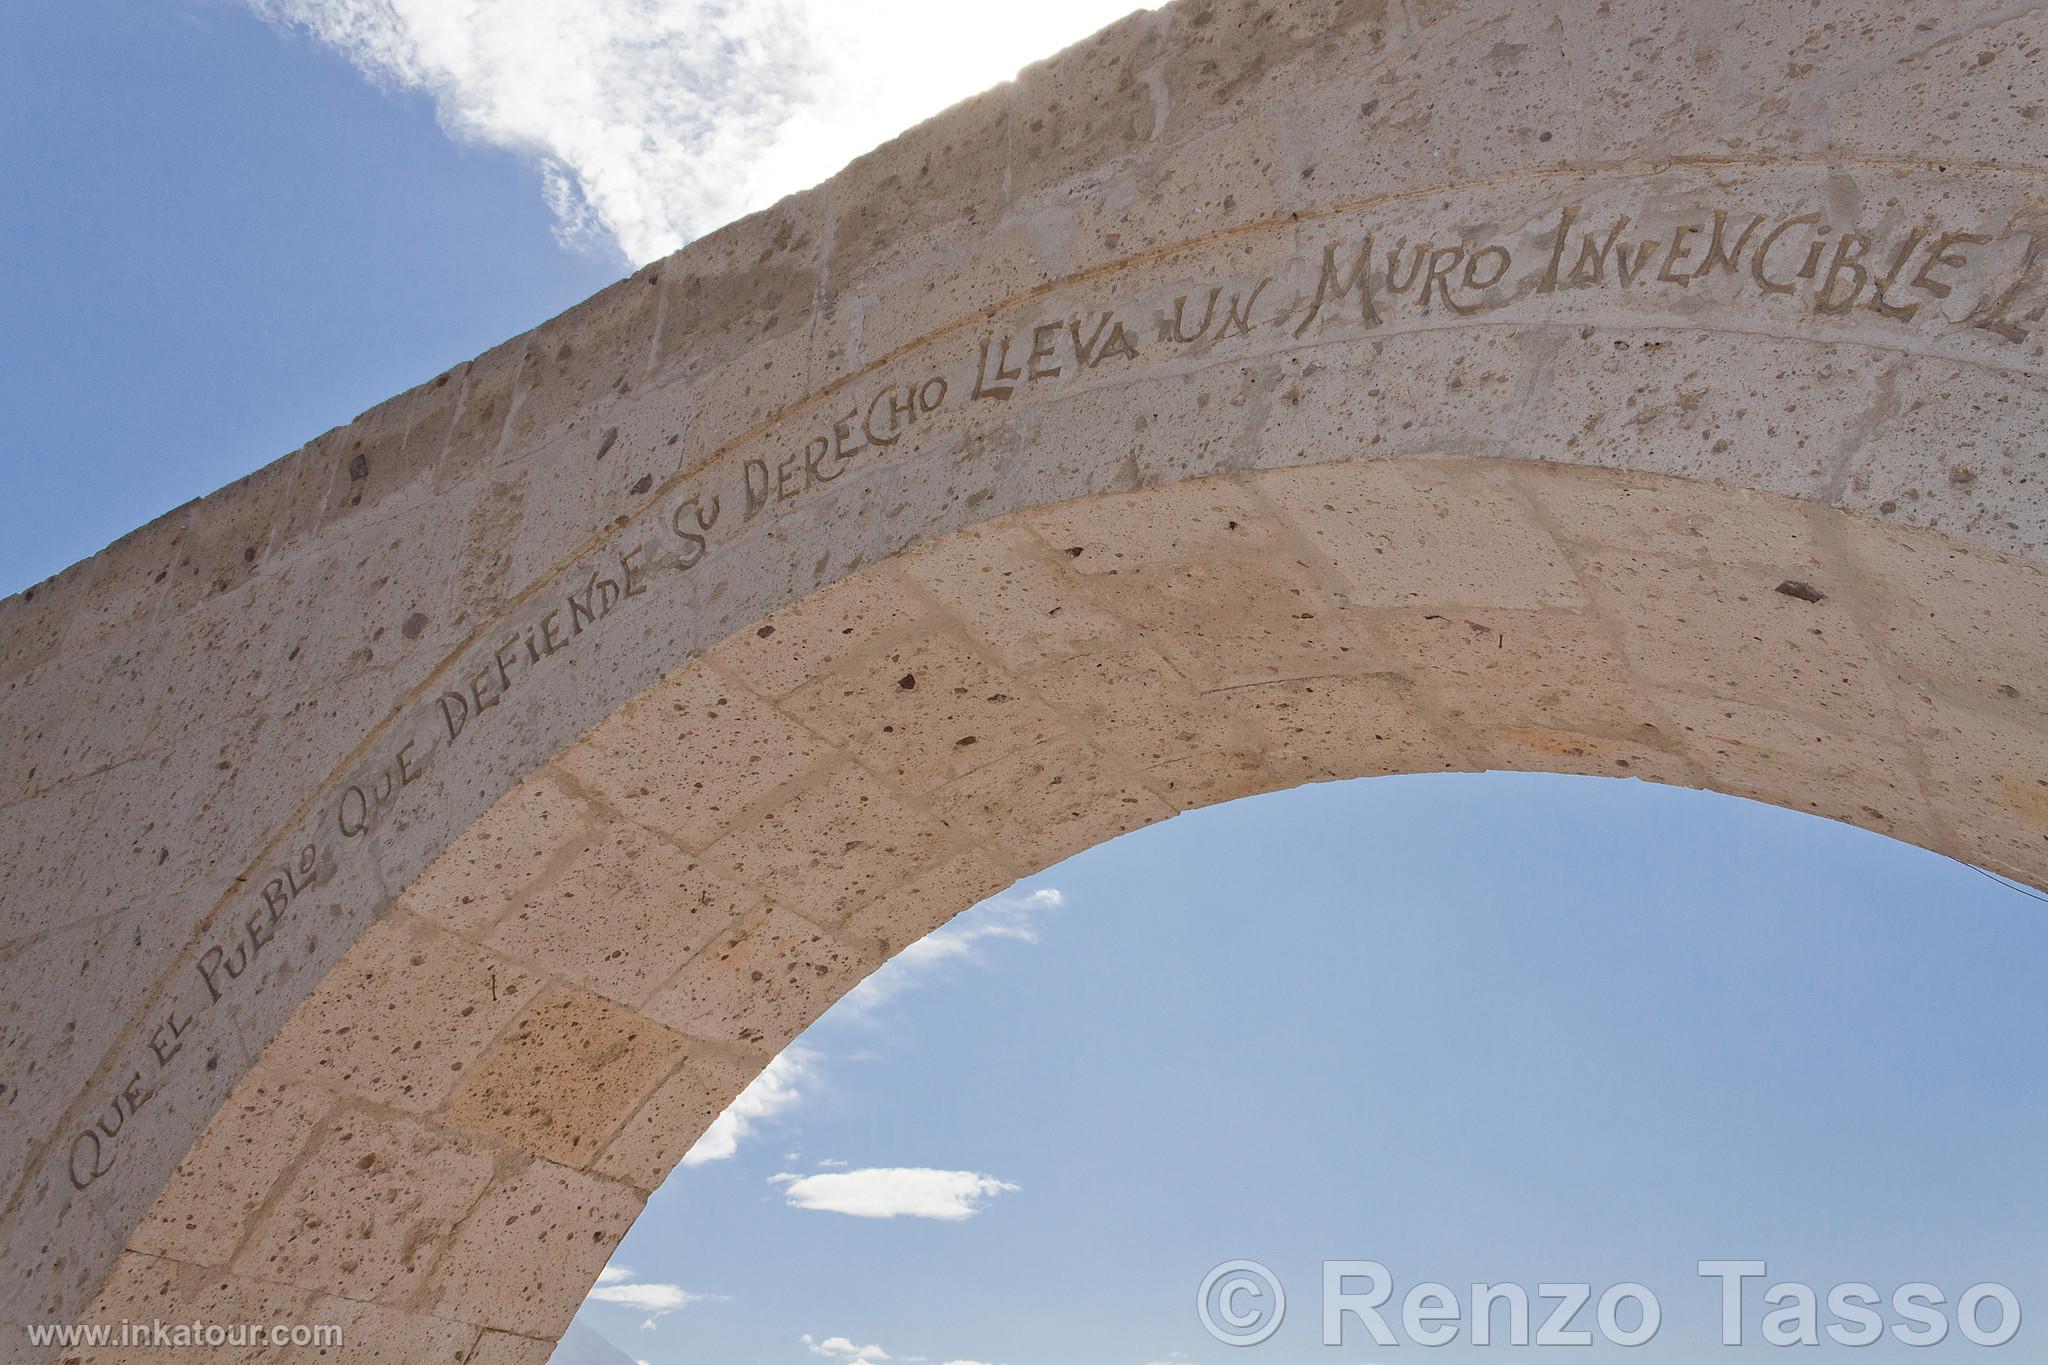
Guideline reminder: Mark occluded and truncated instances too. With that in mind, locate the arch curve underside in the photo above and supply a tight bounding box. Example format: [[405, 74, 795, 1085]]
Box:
[[5, 0, 2048, 1358]]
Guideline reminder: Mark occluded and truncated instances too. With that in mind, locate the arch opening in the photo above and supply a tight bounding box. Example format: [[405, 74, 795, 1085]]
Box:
[[565, 770, 2047, 1363]]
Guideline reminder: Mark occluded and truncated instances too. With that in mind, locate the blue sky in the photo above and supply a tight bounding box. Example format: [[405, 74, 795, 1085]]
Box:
[[1, 0, 618, 595], [3, 7, 2043, 1365]]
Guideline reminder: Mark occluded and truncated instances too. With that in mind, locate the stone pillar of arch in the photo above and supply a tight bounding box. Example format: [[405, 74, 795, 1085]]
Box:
[[5, 0, 2048, 1358]]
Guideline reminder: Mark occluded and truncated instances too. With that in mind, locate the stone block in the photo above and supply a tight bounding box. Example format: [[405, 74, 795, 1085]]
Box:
[[642, 908, 872, 1050], [485, 821, 755, 1006], [233, 1108, 495, 1304], [442, 984, 683, 1168]]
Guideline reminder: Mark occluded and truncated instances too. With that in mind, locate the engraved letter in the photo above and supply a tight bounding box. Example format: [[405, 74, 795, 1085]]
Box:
[[467, 664, 498, 714], [1576, 219, 1628, 288], [69, 1128, 113, 1190], [1069, 313, 1112, 366], [1216, 279, 1270, 337], [806, 432, 841, 487], [830, 411, 866, 466], [1910, 231, 1992, 300], [1866, 229, 1928, 322], [1537, 205, 1581, 293], [337, 784, 370, 839], [1564, 217, 1631, 288], [1027, 322, 1063, 380], [245, 899, 277, 953], [1072, 313, 1138, 367], [1295, 239, 1380, 337], [864, 386, 914, 446], [591, 569, 622, 618], [669, 494, 720, 570], [492, 636, 520, 696], [1695, 210, 1765, 280], [1966, 235, 2045, 342], [1463, 244, 1512, 292], [1422, 245, 1478, 313], [1385, 240, 1427, 295], [742, 458, 771, 519], [1163, 287, 1222, 343], [1751, 213, 1821, 296], [1657, 222, 1703, 286], [532, 609, 565, 654], [1815, 233, 1872, 313], [197, 942, 248, 1003], [1613, 235, 1659, 287], [971, 335, 1022, 400], [148, 1011, 192, 1068], [438, 691, 469, 742]]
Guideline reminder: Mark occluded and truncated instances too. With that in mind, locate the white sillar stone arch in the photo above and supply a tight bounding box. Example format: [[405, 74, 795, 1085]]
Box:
[[3, 1, 2046, 1357]]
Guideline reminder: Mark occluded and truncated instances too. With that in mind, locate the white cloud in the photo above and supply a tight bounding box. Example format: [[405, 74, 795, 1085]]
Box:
[[772, 1167, 1018, 1220], [586, 1282, 704, 1312], [581, 1262, 711, 1323], [844, 888, 1065, 1015], [804, 1334, 891, 1362], [680, 1046, 812, 1166], [246, 1, 1146, 265]]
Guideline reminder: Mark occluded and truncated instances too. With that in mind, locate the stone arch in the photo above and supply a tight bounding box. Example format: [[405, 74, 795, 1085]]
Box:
[[38, 461, 2048, 1361], [4, 0, 2048, 1358]]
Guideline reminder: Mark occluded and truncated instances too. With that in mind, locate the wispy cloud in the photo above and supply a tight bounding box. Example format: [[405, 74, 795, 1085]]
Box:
[[582, 1263, 711, 1323], [587, 1282, 702, 1311], [802, 1338, 998, 1365], [680, 1046, 812, 1166], [844, 888, 1065, 1015], [772, 1167, 1018, 1220], [804, 1334, 891, 1362], [246, 1, 1144, 265]]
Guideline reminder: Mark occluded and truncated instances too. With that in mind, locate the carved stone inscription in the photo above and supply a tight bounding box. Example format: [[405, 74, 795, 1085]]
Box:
[[47, 171, 2048, 1201], [1294, 208, 2010, 332], [57, 546, 666, 1194]]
